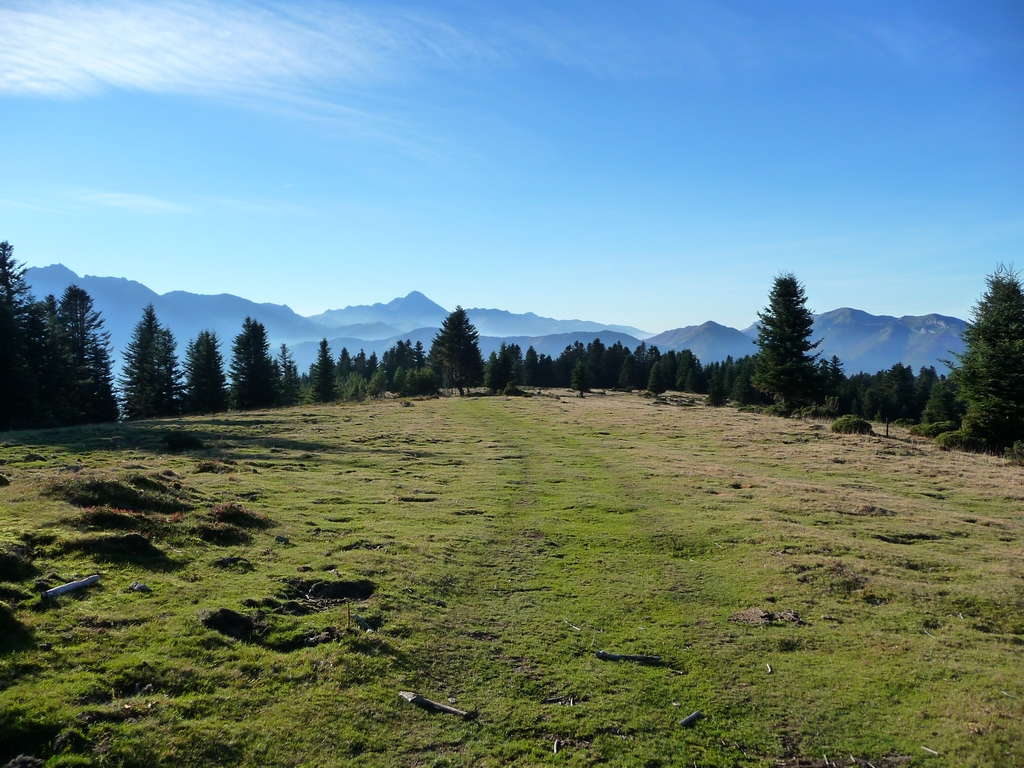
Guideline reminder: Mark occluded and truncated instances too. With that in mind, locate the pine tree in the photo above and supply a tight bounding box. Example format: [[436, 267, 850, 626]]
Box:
[[311, 338, 336, 403], [0, 242, 37, 430], [121, 304, 181, 419], [336, 347, 353, 379], [229, 317, 278, 411], [752, 273, 821, 411], [430, 306, 484, 396], [951, 265, 1024, 449], [524, 346, 539, 386], [57, 285, 119, 424], [183, 330, 228, 414], [647, 361, 667, 394], [571, 360, 589, 397], [921, 380, 962, 425], [277, 344, 301, 406]]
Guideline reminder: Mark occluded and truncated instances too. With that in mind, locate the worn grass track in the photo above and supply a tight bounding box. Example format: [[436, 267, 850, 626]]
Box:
[[1, 391, 1022, 767]]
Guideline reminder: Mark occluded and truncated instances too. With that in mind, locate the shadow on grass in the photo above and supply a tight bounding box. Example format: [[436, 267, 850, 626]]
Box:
[[0, 416, 345, 460], [61, 533, 183, 571]]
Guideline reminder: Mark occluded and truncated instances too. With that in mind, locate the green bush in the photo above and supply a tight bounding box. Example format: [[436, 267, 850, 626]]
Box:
[[160, 431, 205, 452], [1004, 441, 1024, 466], [893, 418, 917, 428], [909, 421, 959, 438], [831, 415, 873, 435], [934, 430, 985, 453]]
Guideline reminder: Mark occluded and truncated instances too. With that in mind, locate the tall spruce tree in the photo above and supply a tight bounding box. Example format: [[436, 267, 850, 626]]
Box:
[[277, 344, 301, 406], [950, 265, 1024, 449], [752, 273, 821, 411], [183, 330, 228, 414], [0, 241, 36, 430], [121, 304, 181, 419], [430, 306, 484, 396], [230, 317, 278, 410], [310, 338, 336, 403], [57, 285, 119, 424]]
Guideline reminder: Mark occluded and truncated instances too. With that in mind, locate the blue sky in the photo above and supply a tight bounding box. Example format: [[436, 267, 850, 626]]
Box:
[[1, 1, 1022, 333]]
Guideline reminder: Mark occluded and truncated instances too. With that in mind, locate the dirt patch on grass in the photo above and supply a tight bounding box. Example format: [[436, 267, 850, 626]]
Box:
[[192, 522, 250, 545], [45, 473, 194, 514], [71, 507, 154, 532], [199, 608, 264, 640], [0, 549, 35, 582], [284, 578, 375, 601], [731, 608, 808, 626], [63, 533, 166, 562], [211, 556, 254, 571], [207, 502, 272, 528], [195, 460, 237, 474]]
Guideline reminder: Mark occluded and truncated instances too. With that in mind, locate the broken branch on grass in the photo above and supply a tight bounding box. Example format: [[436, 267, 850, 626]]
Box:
[[43, 574, 100, 599], [564, 618, 581, 631], [353, 613, 374, 633], [679, 710, 702, 727], [398, 691, 472, 718], [596, 650, 662, 664]]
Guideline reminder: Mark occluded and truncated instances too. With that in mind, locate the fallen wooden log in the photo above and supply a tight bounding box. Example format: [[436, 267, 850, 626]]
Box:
[[353, 613, 374, 633], [596, 650, 662, 664], [398, 690, 472, 718], [44, 575, 100, 599]]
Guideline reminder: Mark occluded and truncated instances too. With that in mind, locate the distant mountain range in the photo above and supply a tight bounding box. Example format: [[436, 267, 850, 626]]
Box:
[[25, 263, 966, 376]]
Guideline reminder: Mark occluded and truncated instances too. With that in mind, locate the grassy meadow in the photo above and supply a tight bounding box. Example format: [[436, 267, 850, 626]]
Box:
[[1, 391, 1022, 767]]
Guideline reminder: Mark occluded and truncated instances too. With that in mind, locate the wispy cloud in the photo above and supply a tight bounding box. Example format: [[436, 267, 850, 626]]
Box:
[[0, 0, 490, 98], [75, 189, 190, 213], [1, 1, 992, 102]]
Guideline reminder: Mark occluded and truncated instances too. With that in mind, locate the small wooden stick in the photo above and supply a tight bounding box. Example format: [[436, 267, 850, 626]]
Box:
[[398, 690, 471, 718], [353, 613, 374, 633], [43, 575, 100, 599], [596, 650, 662, 664], [921, 746, 938, 755], [564, 619, 581, 631], [766, 663, 773, 674], [679, 710, 702, 727]]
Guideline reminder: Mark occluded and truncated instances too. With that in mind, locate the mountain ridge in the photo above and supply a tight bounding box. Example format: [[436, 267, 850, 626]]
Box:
[[25, 264, 966, 375]]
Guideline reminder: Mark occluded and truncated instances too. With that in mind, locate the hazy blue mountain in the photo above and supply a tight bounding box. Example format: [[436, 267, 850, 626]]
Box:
[[646, 321, 755, 362], [26, 264, 327, 365], [307, 292, 649, 338], [288, 329, 644, 372], [809, 308, 966, 374], [26, 264, 966, 377], [307, 292, 449, 332], [465, 308, 649, 339], [739, 308, 966, 373]]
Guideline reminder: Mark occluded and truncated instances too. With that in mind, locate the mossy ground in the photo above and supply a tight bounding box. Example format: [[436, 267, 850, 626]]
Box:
[[1, 392, 1022, 767]]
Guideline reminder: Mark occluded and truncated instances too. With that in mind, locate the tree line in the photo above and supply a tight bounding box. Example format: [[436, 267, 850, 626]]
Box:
[[2, 241, 1021, 451]]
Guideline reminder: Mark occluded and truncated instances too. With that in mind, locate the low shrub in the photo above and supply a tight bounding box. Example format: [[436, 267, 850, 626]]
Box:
[[892, 418, 917, 427], [503, 383, 525, 397], [1004, 441, 1024, 466], [831, 415, 873, 435], [161, 431, 205, 453], [909, 421, 959, 439], [934, 430, 985, 453]]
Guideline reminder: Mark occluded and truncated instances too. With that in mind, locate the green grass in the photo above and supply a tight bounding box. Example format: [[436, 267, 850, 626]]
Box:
[[1, 392, 1022, 766]]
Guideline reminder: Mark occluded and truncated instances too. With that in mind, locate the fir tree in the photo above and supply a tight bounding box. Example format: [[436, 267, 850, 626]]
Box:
[[277, 344, 301, 406], [571, 360, 589, 397], [229, 317, 278, 410], [183, 330, 228, 414], [121, 304, 181, 419], [951, 265, 1024, 449], [430, 306, 484, 396], [647, 361, 667, 394], [310, 338, 336, 403], [0, 242, 36, 430], [752, 273, 821, 411], [57, 285, 118, 424]]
